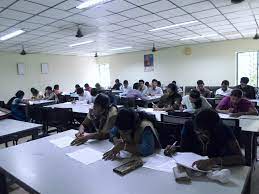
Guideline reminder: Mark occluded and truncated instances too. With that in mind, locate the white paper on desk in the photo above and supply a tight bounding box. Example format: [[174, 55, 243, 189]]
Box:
[[49, 136, 74, 148], [118, 150, 132, 159], [173, 152, 209, 172], [238, 115, 259, 120], [66, 147, 103, 166], [143, 154, 177, 173]]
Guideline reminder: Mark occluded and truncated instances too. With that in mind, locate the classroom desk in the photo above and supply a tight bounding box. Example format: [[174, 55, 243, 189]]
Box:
[[0, 119, 42, 146], [112, 89, 123, 95], [19, 99, 56, 106], [0, 130, 250, 194], [138, 107, 167, 121]]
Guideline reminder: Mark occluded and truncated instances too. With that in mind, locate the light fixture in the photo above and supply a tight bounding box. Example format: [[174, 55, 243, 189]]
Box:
[[180, 34, 218, 41], [149, 21, 198, 32], [152, 43, 157, 52], [95, 52, 98, 58], [69, 40, 94, 47], [76, 0, 110, 9], [0, 30, 25, 41], [76, 26, 84, 38], [253, 29, 259, 40], [231, 0, 244, 3], [20, 45, 26, 56], [110, 46, 132, 51]]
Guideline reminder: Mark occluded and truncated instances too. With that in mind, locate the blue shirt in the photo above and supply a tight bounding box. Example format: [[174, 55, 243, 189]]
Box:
[[11, 98, 26, 121]]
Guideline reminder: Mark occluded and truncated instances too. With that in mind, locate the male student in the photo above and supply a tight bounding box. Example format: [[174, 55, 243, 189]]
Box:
[[236, 77, 256, 99], [84, 83, 92, 92], [53, 84, 61, 95], [76, 87, 91, 102], [112, 79, 122, 90], [74, 84, 81, 93], [215, 80, 232, 98], [172, 80, 183, 94], [139, 80, 148, 95], [120, 80, 132, 94], [147, 79, 163, 96], [196, 80, 211, 98], [216, 89, 258, 117], [11, 90, 28, 121]]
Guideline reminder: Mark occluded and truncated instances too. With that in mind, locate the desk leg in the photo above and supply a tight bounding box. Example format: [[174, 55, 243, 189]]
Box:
[[31, 129, 39, 140], [244, 131, 257, 166], [0, 172, 8, 194]]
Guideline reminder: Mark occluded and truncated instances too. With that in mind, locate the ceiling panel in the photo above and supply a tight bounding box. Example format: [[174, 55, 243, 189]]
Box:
[[141, 0, 176, 13]]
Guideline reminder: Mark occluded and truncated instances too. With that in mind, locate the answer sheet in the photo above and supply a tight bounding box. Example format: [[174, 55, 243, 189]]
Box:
[[49, 136, 75, 148]]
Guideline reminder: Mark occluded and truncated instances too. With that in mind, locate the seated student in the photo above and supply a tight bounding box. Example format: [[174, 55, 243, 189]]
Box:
[[84, 83, 92, 92], [147, 79, 163, 96], [196, 80, 211, 98], [139, 79, 148, 95], [154, 83, 182, 111], [90, 88, 98, 103], [120, 80, 132, 94], [172, 80, 183, 94], [30, 88, 43, 99], [236, 77, 256, 99], [157, 81, 162, 88], [215, 80, 232, 98], [53, 84, 61, 95], [44, 86, 58, 102], [126, 83, 145, 99], [181, 89, 212, 113], [77, 87, 91, 102], [73, 94, 118, 144], [165, 109, 245, 171], [11, 90, 29, 121], [112, 79, 122, 90], [216, 89, 258, 117], [145, 81, 150, 89], [74, 84, 81, 93], [103, 108, 161, 160], [95, 83, 103, 92]]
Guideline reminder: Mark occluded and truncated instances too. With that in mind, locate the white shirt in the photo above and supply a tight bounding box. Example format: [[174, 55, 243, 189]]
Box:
[[182, 95, 212, 113], [215, 88, 232, 97], [147, 87, 163, 96], [120, 86, 132, 95], [78, 91, 91, 102]]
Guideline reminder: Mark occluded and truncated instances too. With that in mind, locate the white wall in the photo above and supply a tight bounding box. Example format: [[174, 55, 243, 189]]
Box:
[[0, 52, 98, 102], [97, 39, 259, 88]]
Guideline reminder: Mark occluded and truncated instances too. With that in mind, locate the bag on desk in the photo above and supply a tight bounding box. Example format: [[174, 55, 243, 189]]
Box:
[[113, 159, 143, 176]]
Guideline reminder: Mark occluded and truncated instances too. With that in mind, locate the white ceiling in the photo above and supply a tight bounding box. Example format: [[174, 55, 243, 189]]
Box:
[[0, 0, 258, 56]]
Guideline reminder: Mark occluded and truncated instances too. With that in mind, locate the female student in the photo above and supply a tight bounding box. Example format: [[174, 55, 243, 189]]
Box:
[[103, 108, 161, 160], [165, 109, 245, 171], [72, 94, 118, 144], [53, 84, 61, 95], [11, 90, 29, 121], [181, 89, 211, 113], [154, 83, 182, 111], [30, 88, 43, 99], [44, 86, 58, 102]]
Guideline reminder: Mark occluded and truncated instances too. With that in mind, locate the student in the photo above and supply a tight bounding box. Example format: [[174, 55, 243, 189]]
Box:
[[77, 87, 91, 102], [74, 84, 81, 93], [44, 86, 58, 102], [181, 89, 212, 113], [196, 80, 211, 98], [95, 83, 103, 92], [73, 94, 118, 144], [165, 109, 245, 171], [154, 83, 182, 111], [215, 80, 232, 98], [30, 88, 43, 99], [11, 90, 28, 121], [112, 79, 122, 90], [84, 83, 92, 92], [139, 79, 148, 95], [120, 80, 132, 94], [172, 80, 183, 94], [90, 88, 98, 103], [157, 81, 162, 88], [145, 81, 150, 89], [126, 83, 145, 99], [216, 89, 258, 117], [147, 79, 163, 96], [53, 84, 61, 95], [236, 77, 256, 99], [103, 108, 160, 160]]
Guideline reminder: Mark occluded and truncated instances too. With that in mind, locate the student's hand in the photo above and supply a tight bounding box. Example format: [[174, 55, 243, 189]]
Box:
[[71, 133, 90, 146], [192, 159, 215, 171], [103, 142, 124, 160], [227, 108, 234, 113], [75, 128, 84, 138], [164, 145, 177, 157]]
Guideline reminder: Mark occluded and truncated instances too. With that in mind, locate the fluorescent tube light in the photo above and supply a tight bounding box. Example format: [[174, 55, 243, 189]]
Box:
[[180, 34, 218, 41], [69, 40, 94, 47], [76, 0, 110, 9], [149, 21, 198, 32], [0, 30, 25, 41], [110, 46, 132, 51]]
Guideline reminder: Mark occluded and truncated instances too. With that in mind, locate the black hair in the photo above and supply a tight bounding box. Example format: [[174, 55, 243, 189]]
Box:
[[75, 84, 80, 88], [172, 81, 176, 84], [115, 79, 120, 83], [115, 108, 156, 132], [240, 77, 249, 84], [123, 80, 128, 84], [76, 87, 84, 95], [197, 80, 204, 85], [221, 80, 229, 86], [16, 90, 25, 98], [231, 89, 243, 98], [139, 80, 144, 84], [45, 86, 52, 91], [145, 82, 149, 87], [84, 83, 90, 88], [54, 84, 59, 90], [91, 88, 98, 96], [133, 83, 139, 90], [95, 83, 101, 88], [195, 109, 220, 131], [190, 89, 202, 109], [157, 81, 161, 87], [30, 88, 39, 96], [94, 93, 110, 110], [152, 79, 158, 83], [167, 83, 178, 93]]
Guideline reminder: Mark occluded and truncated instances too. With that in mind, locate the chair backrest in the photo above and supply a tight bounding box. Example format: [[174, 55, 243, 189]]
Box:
[[221, 118, 239, 128], [0, 101, 4, 108], [27, 105, 44, 123], [161, 114, 192, 125]]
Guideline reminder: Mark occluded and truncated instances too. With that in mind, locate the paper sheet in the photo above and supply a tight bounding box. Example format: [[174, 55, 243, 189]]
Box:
[[0, 111, 6, 116], [66, 147, 103, 166], [118, 150, 132, 159], [143, 154, 177, 173], [172, 152, 209, 172], [49, 136, 75, 148]]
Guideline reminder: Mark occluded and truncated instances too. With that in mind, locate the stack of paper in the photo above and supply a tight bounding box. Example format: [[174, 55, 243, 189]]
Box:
[[49, 136, 75, 148]]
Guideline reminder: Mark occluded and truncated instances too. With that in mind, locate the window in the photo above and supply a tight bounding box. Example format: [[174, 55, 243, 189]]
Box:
[[98, 64, 110, 88], [237, 52, 258, 87]]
